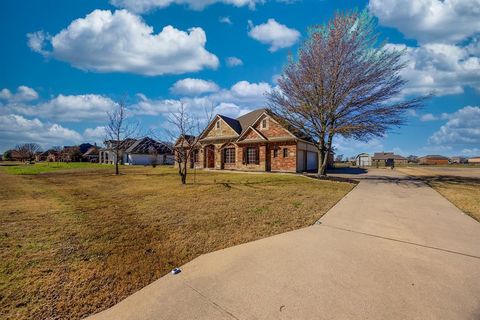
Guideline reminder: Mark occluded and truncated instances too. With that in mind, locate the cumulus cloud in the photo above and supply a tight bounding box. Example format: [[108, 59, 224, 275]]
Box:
[[4, 94, 117, 122], [0, 86, 39, 102], [226, 56, 243, 67], [248, 19, 300, 52], [429, 106, 480, 145], [385, 42, 480, 97], [0, 114, 83, 150], [83, 126, 107, 143], [219, 16, 233, 25], [110, 0, 263, 13], [133, 80, 272, 116], [369, 0, 480, 44], [333, 136, 385, 156], [170, 78, 219, 95], [27, 9, 219, 76]]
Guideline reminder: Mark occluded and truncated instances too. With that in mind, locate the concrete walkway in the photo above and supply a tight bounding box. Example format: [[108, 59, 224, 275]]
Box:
[[88, 169, 480, 320]]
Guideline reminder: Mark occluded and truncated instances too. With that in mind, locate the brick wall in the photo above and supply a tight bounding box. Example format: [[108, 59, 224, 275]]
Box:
[[269, 142, 297, 172], [254, 115, 292, 139]]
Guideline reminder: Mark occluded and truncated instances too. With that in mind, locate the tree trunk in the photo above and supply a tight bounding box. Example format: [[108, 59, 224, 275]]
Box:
[[115, 162, 119, 175]]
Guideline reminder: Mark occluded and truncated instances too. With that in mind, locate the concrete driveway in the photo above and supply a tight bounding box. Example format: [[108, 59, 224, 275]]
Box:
[[88, 169, 480, 320]]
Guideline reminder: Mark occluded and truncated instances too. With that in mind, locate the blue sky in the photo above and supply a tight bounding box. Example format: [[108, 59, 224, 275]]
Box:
[[0, 0, 479, 157]]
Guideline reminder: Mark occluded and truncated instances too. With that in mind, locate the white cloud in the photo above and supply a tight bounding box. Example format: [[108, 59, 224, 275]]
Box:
[[369, 0, 480, 44], [0, 114, 83, 150], [27, 9, 219, 76], [461, 148, 480, 156], [248, 19, 300, 52], [219, 16, 233, 25], [170, 78, 219, 95], [0, 86, 39, 102], [333, 136, 385, 157], [385, 42, 480, 97], [429, 106, 480, 145], [226, 56, 243, 67], [420, 113, 438, 121], [133, 80, 272, 116], [110, 0, 263, 13], [83, 126, 107, 143], [5, 94, 117, 122]]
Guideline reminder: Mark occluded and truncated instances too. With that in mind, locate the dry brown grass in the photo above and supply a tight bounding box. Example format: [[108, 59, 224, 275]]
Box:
[[398, 167, 480, 222], [0, 166, 353, 319]]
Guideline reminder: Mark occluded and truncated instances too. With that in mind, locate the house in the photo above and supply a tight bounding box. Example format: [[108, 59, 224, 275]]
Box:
[[83, 146, 100, 163], [450, 156, 467, 164], [123, 137, 174, 166], [468, 156, 480, 165], [60, 146, 83, 162], [372, 152, 407, 167], [407, 155, 419, 163], [419, 155, 449, 165], [99, 139, 137, 164], [355, 153, 371, 167], [175, 108, 320, 173]]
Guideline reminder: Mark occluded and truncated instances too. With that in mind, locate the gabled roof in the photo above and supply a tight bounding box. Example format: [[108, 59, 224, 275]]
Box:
[[218, 115, 242, 134], [237, 126, 268, 141], [419, 155, 449, 160], [126, 137, 172, 154], [236, 109, 267, 134], [372, 152, 406, 160]]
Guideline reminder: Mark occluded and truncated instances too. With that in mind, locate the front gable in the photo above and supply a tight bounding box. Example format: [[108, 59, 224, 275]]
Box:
[[237, 126, 267, 142], [201, 115, 239, 140], [252, 113, 295, 139]]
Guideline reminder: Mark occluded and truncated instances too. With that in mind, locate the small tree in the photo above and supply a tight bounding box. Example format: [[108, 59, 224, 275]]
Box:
[[105, 100, 138, 175], [148, 146, 159, 168], [15, 143, 41, 162], [268, 10, 425, 176], [167, 103, 212, 185]]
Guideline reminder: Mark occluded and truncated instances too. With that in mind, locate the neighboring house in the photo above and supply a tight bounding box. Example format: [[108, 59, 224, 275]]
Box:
[[419, 155, 449, 165], [123, 137, 174, 166], [450, 156, 468, 164], [372, 152, 407, 167], [407, 155, 419, 163], [83, 146, 100, 163], [468, 156, 480, 165], [60, 146, 83, 162], [355, 153, 371, 167], [175, 108, 320, 173], [99, 139, 137, 164]]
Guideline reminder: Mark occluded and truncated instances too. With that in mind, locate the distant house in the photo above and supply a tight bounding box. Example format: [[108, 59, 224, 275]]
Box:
[[83, 146, 100, 163], [372, 152, 407, 167], [60, 146, 83, 162], [468, 156, 480, 165], [355, 153, 371, 167], [450, 156, 467, 164], [418, 155, 449, 165], [407, 155, 419, 163], [123, 137, 174, 166], [99, 139, 137, 164]]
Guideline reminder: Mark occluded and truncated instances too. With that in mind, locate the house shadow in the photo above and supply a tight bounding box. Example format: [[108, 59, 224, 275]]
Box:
[[327, 167, 368, 175]]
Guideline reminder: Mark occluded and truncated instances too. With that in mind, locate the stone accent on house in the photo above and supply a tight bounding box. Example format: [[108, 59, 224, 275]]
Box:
[[175, 109, 320, 173]]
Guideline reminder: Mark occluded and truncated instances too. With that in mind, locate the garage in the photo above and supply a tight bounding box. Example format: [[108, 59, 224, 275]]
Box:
[[307, 151, 318, 172]]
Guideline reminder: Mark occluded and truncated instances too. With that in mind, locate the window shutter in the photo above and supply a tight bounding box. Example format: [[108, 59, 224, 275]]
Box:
[[256, 146, 260, 164], [243, 147, 247, 164]]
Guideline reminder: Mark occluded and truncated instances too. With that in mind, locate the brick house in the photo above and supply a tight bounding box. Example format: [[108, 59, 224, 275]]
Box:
[[418, 155, 449, 165], [175, 109, 320, 173], [371, 152, 407, 167]]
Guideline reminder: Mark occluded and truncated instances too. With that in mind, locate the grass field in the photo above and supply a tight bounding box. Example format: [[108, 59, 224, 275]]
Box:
[[397, 167, 480, 222], [0, 164, 353, 319], [1, 162, 103, 175]]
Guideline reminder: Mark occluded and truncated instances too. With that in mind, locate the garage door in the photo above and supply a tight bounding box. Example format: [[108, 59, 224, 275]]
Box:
[[307, 152, 318, 171]]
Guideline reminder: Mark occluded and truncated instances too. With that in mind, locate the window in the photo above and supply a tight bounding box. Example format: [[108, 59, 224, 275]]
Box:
[[246, 147, 258, 165], [283, 148, 288, 158], [261, 119, 267, 129], [273, 146, 278, 158], [216, 121, 220, 129], [193, 149, 199, 163], [224, 148, 235, 164]]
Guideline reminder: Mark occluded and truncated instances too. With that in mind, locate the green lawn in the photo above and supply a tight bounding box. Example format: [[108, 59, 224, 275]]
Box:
[[0, 165, 354, 319], [1, 162, 104, 175]]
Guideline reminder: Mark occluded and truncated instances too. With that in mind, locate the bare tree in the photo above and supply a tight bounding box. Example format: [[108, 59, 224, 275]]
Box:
[[167, 103, 212, 184], [268, 10, 426, 176], [15, 143, 41, 162], [105, 100, 139, 175], [148, 146, 159, 168]]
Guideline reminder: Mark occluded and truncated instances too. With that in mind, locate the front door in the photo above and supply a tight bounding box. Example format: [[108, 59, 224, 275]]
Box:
[[205, 145, 215, 168]]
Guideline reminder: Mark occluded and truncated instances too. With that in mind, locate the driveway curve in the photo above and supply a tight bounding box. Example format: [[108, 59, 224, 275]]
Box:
[[88, 169, 480, 320]]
